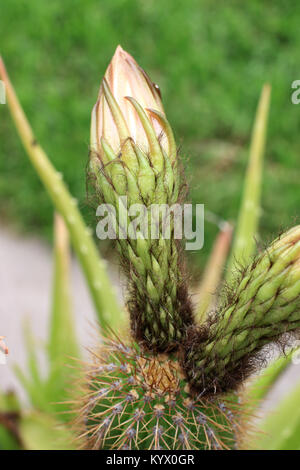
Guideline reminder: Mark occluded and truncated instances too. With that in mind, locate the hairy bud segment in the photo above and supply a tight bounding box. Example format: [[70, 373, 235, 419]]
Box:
[[183, 226, 300, 395], [89, 46, 193, 351]]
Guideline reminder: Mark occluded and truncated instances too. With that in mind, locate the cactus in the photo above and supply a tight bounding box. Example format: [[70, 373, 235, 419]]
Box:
[[89, 46, 193, 352], [76, 336, 243, 450]]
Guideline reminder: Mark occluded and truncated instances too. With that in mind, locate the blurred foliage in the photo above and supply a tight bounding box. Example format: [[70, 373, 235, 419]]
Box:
[[19, 412, 77, 450], [0, 390, 20, 450], [14, 214, 81, 418], [250, 381, 300, 450], [0, 214, 80, 449], [226, 84, 270, 279], [1, 0, 300, 271]]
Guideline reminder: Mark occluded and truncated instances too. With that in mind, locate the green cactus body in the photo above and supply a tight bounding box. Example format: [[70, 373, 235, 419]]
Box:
[[89, 49, 193, 352], [78, 338, 241, 450], [183, 226, 300, 395]]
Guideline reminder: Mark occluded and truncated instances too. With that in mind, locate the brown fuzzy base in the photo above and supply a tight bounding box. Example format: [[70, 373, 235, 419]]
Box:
[[181, 322, 300, 397], [129, 281, 194, 353]]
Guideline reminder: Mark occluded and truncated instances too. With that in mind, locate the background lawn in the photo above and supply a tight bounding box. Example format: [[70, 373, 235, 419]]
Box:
[[1, 0, 299, 271]]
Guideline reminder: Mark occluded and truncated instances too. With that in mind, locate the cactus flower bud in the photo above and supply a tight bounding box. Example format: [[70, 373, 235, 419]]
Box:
[[90, 45, 169, 174], [89, 46, 193, 352], [183, 226, 300, 395]]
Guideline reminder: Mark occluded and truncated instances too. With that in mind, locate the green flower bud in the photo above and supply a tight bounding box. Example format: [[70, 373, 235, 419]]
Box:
[[183, 226, 300, 395], [90, 45, 169, 175], [89, 46, 193, 352]]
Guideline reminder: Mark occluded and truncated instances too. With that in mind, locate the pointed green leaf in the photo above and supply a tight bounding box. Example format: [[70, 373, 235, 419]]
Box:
[[227, 84, 271, 280], [19, 412, 77, 450], [251, 381, 300, 450]]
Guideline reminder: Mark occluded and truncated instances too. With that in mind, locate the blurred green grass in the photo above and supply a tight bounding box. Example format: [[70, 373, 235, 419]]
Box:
[[0, 0, 299, 270]]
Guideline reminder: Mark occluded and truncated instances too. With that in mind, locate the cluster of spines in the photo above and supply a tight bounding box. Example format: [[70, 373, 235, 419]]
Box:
[[76, 338, 241, 450]]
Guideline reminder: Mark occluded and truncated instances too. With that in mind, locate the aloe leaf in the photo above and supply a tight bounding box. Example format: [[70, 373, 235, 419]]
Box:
[[19, 412, 77, 450], [245, 352, 294, 405], [226, 84, 271, 281], [42, 213, 81, 412], [250, 379, 300, 450], [0, 425, 19, 450], [196, 223, 233, 322], [23, 320, 42, 388], [14, 363, 48, 412], [14, 321, 48, 410], [239, 349, 298, 450], [0, 57, 125, 334], [0, 391, 20, 450], [49, 213, 78, 363], [14, 215, 81, 416]]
